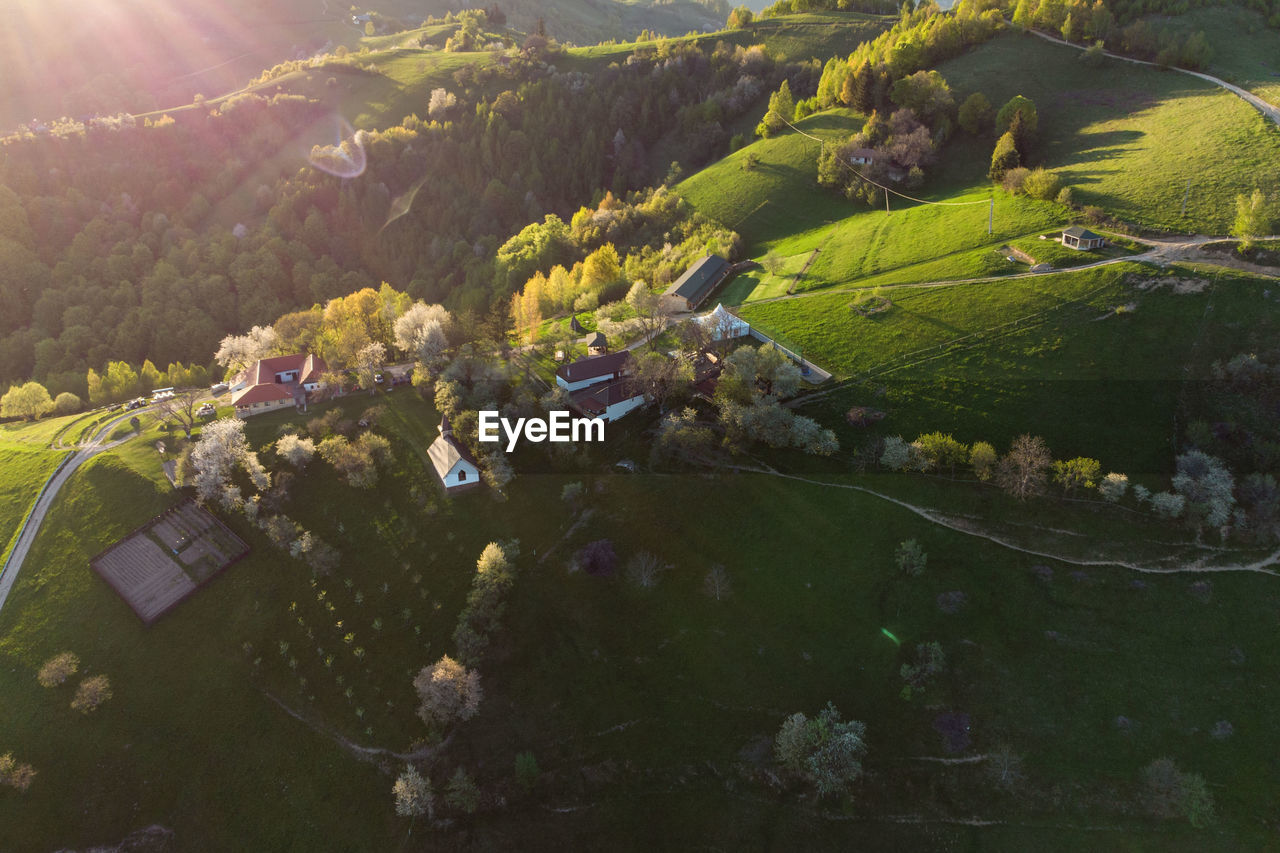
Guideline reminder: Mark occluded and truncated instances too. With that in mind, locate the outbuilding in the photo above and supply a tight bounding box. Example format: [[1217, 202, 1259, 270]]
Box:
[[1061, 226, 1105, 250], [664, 254, 732, 311]]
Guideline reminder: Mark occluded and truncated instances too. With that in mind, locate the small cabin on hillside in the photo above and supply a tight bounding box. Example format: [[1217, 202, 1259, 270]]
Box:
[[1061, 226, 1105, 250], [428, 415, 480, 492], [586, 331, 608, 356]]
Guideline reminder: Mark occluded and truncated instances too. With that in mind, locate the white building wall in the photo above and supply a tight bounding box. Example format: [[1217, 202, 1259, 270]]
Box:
[[444, 459, 480, 489], [557, 373, 616, 393], [603, 395, 646, 422]]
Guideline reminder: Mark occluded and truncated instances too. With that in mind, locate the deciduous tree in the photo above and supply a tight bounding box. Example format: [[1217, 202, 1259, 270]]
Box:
[[995, 434, 1051, 500], [774, 702, 867, 796], [1, 381, 54, 420], [414, 655, 482, 728], [154, 389, 203, 437], [970, 441, 997, 480], [393, 766, 433, 818], [1052, 456, 1101, 495], [275, 434, 316, 468], [958, 92, 993, 135]]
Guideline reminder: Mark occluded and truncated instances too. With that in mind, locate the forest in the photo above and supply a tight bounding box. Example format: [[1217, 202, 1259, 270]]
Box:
[[0, 37, 812, 398]]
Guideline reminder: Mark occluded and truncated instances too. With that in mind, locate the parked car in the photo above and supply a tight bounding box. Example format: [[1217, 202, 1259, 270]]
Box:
[[210, 382, 229, 395], [197, 403, 216, 418]]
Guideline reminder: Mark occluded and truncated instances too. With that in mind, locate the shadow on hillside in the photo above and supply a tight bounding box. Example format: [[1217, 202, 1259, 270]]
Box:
[[883, 304, 967, 337]]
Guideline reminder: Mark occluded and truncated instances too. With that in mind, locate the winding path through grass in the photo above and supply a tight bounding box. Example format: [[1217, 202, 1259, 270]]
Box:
[[0, 410, 149, 615], [732, 465, 1280, 575], [1017, 25, 1280, 126]]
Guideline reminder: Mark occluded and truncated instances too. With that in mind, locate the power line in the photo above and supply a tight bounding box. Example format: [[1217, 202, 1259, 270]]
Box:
[[775, 113, 992, 208]]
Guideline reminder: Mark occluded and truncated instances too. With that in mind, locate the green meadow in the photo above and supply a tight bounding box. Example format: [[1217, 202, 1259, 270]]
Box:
[[2, 383, 1278, 847]]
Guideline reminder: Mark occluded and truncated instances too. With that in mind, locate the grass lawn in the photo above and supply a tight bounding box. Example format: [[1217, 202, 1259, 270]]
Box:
[[677, 110, 1069, 292], [686, 25, 1280, 305], [1151, 6, 1280, 106], [742, 264, 1280, 475], [3, 374, 1279, 846], [458, 469, 1279, 848], [936, 31, 1280, 234], [1008, 233, 1138, 269], [0, 445, 68, 564]]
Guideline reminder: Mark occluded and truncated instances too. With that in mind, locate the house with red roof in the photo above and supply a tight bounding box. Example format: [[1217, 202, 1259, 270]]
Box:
[[231, 353, 328, 418]]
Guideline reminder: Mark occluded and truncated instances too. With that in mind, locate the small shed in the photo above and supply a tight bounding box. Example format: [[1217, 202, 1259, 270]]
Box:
[[569, 315, 586, 335], [1061, 226, 1105, 250], [586, 331, 607, 355]]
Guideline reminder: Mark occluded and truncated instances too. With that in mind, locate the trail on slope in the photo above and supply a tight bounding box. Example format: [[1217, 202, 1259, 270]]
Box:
[[1016, 24, 1280, 127], [747, 235, 1280, 309], [0, 411, 148, 615], [730, 465, 1280, 576]]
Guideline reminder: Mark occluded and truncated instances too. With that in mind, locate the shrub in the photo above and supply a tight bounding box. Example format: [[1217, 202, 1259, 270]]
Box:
[[575, 539, 617, 576], [36, 652, 79, 687], [1151, 492, 1186, 518], [71, 674, 113, 714], [1142, 758, 1215, 827], [53, 392, 82, 415], [895, 539, 927, 578], [970, 441, 997, 480], [1001, 166, 1030, 194], [0, 753, 37, 792], [1098, 472, 1129, 502], [1022, 168, 1063, 201]]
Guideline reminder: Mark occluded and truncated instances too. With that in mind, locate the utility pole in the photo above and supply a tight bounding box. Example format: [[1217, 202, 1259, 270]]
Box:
[[988, 198, 994, 235], [885, 187, 890, 215], [1180, 179, 1191, 217]]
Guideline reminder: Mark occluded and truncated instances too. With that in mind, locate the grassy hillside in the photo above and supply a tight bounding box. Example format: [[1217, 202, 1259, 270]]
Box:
[[741, 263, 1280, 476], [680, 27, 1280, 307], [936, 31, 1280, 233], [678, 109, 1069, 297], [1151, 6, 1280, 106], [0, 445, 66, 565], [3, 383, 1278, 846], [153, 12, 891, 132]]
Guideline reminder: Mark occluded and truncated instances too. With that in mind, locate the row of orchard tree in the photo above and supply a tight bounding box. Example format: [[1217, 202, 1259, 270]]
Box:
[[877, 431, 1277, 543]]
